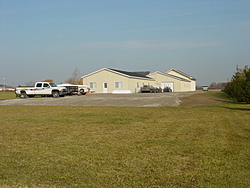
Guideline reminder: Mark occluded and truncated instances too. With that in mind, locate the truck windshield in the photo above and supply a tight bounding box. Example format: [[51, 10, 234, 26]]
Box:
[[50, 83, 57, 87]]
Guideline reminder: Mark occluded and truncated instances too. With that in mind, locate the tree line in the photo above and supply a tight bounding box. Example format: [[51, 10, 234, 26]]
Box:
[[209, 82, 227, 89]]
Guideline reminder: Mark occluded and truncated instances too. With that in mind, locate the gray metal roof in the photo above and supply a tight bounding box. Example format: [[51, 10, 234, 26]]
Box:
[[109, 68, 151, 79]]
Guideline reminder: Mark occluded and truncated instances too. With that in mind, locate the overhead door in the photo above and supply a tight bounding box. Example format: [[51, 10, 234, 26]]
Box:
[[162, 82, 174, 92]]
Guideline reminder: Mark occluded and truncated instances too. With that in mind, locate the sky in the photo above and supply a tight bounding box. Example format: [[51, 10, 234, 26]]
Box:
[[1, 0, 250, 86]]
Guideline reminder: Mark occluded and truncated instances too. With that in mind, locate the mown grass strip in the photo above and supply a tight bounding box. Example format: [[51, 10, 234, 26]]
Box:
[[0, 92, 16, 100], [0, 92, 249, 187]]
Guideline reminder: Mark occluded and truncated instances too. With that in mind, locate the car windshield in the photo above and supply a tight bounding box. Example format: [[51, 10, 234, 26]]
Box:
[[50, 83, 57, 87]]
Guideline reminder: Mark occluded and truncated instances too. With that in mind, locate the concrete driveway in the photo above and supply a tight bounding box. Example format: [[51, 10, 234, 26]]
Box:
[[0, 91, 202, 107]]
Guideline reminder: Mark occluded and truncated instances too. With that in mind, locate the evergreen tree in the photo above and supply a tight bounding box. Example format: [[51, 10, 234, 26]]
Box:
[[223, 66, 250, 103]]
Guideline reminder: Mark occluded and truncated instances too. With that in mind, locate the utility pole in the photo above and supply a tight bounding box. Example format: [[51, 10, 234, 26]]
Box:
[[3, 76, 6, 91]]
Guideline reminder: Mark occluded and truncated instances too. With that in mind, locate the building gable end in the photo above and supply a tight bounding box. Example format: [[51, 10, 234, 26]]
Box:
[[166, 68, 196, 80], [148, 71, 191, 82]]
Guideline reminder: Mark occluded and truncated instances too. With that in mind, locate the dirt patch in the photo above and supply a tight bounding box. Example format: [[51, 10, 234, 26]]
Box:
[[0, 91, 231, 107], [179, 92, 232, 107], [0, 92, 201, 107]]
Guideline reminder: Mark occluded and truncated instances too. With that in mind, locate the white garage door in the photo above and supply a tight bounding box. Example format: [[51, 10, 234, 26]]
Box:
[[162, 82, 174, 92]]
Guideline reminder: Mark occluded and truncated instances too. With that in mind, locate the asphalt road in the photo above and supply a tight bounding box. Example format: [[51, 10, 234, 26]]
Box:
[[0, 91, 203, 107]]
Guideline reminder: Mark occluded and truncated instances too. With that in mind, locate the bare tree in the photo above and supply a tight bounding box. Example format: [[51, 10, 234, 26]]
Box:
[[65, 68, 82, 85], [42, 79, 54, 83], [209, 82, 227, 89], [25, 80, 36, 86]]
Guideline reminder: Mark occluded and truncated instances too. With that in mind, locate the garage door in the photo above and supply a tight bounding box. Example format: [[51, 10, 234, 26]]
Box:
[[162, 82, 174, 92]]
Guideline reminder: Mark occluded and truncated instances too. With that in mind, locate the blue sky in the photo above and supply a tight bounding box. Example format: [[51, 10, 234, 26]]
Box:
[[1, 0, 249, 86]]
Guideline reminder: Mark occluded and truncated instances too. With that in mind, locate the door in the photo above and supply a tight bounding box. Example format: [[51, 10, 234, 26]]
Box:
[[35, 83, 50, 95], [103, 82, 108, 93], [34, 83, 44, 95], [162, 82, 174, 92], [42, 83, 52, 95]]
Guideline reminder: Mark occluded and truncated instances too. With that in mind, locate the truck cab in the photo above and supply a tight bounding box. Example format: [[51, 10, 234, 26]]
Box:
[[35, 82, 58, 95]]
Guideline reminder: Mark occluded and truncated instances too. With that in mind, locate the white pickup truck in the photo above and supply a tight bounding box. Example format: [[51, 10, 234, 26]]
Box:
[[15, 82, 67, 98]]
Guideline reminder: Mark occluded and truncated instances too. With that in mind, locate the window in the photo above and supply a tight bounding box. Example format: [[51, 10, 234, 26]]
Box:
[[104, 83, 108, 88], [115, 82, 122, 88], [50, 83, 57, 87], [90, 82, 96, 89], [43, 83, 49, 88], [36, 83, 42, 87]]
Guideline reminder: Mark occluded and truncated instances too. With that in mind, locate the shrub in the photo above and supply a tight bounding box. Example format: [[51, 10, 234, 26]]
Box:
[[223, 65, 250, 103]]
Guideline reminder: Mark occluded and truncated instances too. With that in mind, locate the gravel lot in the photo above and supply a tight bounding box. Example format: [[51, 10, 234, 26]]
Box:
[[0, 91, 203, 107]]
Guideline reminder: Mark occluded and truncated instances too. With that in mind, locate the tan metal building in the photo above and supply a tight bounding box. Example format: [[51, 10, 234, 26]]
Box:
[[165, 68, 196, 91], [147, 71, 191, 92], [81, 68, 155, 94], [147, 68, 196, 92], [81, 67, 196, 93]]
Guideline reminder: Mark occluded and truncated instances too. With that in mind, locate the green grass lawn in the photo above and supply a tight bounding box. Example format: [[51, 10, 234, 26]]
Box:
[[0, 91, 16, 100], [0, 92, 249, 187]]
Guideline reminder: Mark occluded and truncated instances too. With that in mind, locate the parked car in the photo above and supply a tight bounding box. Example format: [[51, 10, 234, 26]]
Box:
[[140, 85, 157, 93], [163, 87, 172, 92], [154, 86, 162, 93], [202, 86, 208, 91]]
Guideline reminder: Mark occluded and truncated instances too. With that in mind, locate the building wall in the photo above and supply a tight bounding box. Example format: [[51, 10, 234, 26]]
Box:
[[148, 72, 191, 92], [166, 70, 196, 91], [82, 69, 155, 93], [190, 80, 196, 91], [180, 82, 192, 92]]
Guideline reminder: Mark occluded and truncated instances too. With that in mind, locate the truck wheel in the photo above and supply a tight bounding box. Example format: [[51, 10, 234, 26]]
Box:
[[52, 91, 59, 98], [20, 91, 27, 99]]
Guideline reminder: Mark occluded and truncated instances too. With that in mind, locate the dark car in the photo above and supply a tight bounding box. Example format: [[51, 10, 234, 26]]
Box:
[[140, 85, 157, 93], [163, 87, 172, 92], [155, 86, 162, 93]]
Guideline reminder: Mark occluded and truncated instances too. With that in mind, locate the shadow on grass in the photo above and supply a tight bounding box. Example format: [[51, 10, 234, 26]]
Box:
[[214, 99, 234, 103], [220, 106, 250, 111]]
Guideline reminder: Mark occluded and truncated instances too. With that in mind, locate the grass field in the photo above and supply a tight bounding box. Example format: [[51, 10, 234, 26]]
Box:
[[0, 91, 249, 187], [0, 92, 16, 100]]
